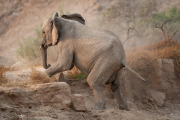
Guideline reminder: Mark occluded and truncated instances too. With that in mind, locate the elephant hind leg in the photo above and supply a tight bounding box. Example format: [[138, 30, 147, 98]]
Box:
[[87, 72, 108, 110], [87, 60, 119, 110], [112, 67, 130, 111], [115, 87, 129, 111]]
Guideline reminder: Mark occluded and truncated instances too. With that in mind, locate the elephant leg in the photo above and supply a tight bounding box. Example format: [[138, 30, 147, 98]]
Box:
[[45, 61, 64, 77], [45, 49, 73, 77], [114, 87, 129, 111], [87, 74, 106, 110], [113, 68, 129, 111], [87, 59, 119, 110], [92, 84, 105, 110]]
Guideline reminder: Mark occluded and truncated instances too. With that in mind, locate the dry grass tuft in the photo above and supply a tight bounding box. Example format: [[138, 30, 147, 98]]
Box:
[[29, 68, 56, 85], [0, 65, 10, 86], [0, 65, 9, 78]]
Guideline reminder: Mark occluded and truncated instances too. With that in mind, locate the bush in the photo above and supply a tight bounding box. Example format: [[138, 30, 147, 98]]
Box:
[[152, 7, 180, 22], [16, 25, 42, 62]]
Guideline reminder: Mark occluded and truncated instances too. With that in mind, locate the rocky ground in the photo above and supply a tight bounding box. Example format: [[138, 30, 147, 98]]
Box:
[[0, 65, 179, 120]]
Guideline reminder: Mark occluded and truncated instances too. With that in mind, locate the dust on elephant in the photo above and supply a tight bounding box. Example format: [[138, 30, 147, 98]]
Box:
[[40, 12, 145, 110]]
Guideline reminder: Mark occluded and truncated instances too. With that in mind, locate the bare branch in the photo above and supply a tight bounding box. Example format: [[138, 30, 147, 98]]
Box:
[[123, 35, 136, 45], [155, 19, 172, 28], [170, 30, 179, 40], [123, 26, 136, 45], [155, 19, 173, 40]]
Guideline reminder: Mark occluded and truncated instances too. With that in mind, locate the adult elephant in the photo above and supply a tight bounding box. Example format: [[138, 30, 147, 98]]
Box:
[[40, 12, 145, 110]]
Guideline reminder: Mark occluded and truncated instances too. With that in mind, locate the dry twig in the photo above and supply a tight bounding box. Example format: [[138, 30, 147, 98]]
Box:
[[123, 26, 136, 45], [155, 18, 179, 40]]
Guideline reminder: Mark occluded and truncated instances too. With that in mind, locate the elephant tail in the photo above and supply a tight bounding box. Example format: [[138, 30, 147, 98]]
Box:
[[123, 64, 146, 82]]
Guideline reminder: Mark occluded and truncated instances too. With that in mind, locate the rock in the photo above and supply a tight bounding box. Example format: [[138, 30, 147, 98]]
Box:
[[72, 94, 86, 111], [0, 82, 72, 109], [58, 72, 65, 82], [33, 82, 72, 109], [146, 89, 165, 106], [157, 59, 178, 90], [156, 59, 180, 103]]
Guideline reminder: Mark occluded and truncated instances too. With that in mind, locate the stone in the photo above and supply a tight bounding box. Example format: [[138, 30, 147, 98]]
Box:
[[0, 82, 72, 109], [72, 94, 86, 111], [157, 59, 178, 90], [156, 59, 180, 102], [146, 89, 165, 106]]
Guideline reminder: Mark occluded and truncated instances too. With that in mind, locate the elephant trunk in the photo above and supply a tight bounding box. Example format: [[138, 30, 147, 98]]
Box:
[[40, 46, 50, 69]]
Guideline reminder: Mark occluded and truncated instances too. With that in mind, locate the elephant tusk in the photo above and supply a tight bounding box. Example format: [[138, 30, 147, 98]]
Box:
[[39, 46, 42, 50]]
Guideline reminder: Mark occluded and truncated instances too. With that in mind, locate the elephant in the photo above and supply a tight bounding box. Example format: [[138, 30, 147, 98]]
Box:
[[40, 12, 145, 110]]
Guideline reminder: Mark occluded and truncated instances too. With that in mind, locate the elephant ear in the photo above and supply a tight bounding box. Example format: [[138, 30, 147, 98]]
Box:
[[52, 12, 59, 46], [61, 13, 85, 25]]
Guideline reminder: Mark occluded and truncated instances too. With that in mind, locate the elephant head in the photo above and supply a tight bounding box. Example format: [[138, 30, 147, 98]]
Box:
[[40, 13, 85, 69]]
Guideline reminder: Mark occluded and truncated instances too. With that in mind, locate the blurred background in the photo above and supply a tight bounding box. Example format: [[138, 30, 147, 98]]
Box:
[[0, 0, 180, 65]]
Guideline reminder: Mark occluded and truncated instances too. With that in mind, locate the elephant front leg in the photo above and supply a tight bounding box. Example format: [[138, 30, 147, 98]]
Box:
[[45, 48, 73, 77], [45, 62, 63, 77]]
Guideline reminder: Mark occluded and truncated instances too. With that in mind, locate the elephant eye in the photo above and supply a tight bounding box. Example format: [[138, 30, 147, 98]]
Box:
[[42, 31, 45, 34]]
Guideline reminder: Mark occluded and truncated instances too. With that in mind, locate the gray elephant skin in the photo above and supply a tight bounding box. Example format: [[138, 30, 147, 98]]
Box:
[[40, 12, 145, 110]]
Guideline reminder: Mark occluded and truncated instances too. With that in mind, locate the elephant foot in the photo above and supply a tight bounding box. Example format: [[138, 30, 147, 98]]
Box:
[[94, 103, 105, 110], [119, 104, 130, 111]]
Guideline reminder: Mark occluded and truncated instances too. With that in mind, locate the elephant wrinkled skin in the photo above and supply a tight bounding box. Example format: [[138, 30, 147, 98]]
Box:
[[40, 12, 145, 110]]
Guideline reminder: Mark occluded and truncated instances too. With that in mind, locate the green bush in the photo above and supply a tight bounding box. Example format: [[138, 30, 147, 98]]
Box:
[[16, 5, 68, 62], [152, 7, 180, 22], [16, 25, 42, 62]]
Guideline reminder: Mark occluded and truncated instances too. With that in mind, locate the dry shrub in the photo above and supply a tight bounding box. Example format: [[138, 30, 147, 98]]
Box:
[[0, 65, 10, 86], [127, 40, 180, 88], [1, 80, 28, 88], [0, 66, 26, 88], [29, 68, 56, 85]]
